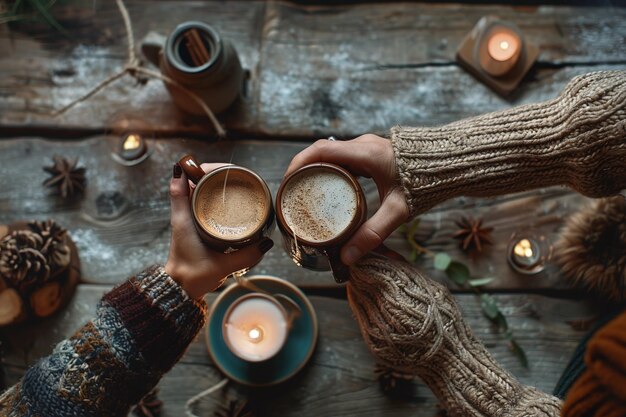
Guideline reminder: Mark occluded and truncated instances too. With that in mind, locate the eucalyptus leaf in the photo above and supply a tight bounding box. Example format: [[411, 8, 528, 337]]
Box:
[[434, 253, 452, 271], [26, 0, 68, 35], [409, 249, 418, 262], [468, 277, 495, 287], [495, 312, 509, 332], [480, 294, 500, 319], [509, 339, 529, 368], [12, 0, 26, 13], [445, 261, 470, 284]]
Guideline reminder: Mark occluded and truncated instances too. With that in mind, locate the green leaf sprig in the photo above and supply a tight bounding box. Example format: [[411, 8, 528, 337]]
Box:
[[402, 219, 528, 368], [1, 0, 68, 35]]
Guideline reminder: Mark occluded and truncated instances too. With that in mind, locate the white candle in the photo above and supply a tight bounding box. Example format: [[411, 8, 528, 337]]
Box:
[[223, 294, 288, 362], [479, 25, 523, 77], [487, 31, 520, 62]]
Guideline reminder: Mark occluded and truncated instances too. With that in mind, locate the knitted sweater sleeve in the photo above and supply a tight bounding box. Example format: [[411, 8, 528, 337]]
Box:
[[347, 255, 561, 417], [0, 265, 207, 417], [391, 70, 626, 216]]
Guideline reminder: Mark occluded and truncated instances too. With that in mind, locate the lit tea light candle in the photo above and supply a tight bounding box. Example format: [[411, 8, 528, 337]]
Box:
[[119, 133, 147, 161], [223, 294, 288, 362], [487, 32, 519, 62], [507, 233, 550, 275], [479, 25, 523, 77], [512, 238, 540, 268]]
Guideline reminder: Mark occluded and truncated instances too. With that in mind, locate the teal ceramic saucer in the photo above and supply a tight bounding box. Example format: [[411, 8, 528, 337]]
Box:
[[205, 276, 318, 387]]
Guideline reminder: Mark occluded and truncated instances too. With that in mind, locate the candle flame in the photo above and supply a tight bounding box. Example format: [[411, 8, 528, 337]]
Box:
[[500, 40, 510, 50], [123, 134, 142, 150], [514, 239, 533, 258], [248, 326, 263, 343]]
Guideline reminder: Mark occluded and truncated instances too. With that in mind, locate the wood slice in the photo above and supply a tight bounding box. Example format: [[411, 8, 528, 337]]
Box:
[[0, 221, 81, 326], [0, 288, 25, 326]]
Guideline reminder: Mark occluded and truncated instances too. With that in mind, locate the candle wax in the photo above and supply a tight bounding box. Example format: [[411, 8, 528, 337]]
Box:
[[487, 31, 520, 62], [224, 296, 288, 362]]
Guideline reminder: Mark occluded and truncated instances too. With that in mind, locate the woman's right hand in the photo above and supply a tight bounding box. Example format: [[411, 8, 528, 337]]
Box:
[[285, 134, 410, 266]]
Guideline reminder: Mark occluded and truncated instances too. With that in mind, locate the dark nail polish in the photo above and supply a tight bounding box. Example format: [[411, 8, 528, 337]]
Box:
[[259, 238, 274, 254], [173, 163, 182, 178]]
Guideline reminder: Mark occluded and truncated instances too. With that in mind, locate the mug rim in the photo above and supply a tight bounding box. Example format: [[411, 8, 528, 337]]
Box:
[[275, 163, 365, 248], [221, 292, 289, 363], [191, 165, 273, 244]]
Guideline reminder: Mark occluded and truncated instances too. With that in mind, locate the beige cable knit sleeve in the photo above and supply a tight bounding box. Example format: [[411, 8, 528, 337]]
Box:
[[348, 255, 561, 417], [391, 70, 626, 216]]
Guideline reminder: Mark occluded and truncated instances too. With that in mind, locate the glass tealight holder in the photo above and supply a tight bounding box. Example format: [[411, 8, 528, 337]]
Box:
[[507, 229, 552, 275]]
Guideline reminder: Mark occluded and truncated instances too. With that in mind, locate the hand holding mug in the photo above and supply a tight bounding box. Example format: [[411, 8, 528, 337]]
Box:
[[285, 134, 409, 266], [165, 162, 274, 300]]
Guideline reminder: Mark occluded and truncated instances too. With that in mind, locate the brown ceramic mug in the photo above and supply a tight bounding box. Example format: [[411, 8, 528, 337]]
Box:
[[276, 163, 367, 283], [179, 155, 275, 253]]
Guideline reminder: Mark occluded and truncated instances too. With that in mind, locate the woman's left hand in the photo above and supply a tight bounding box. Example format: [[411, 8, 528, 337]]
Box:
[[165, 162, 273, 299]]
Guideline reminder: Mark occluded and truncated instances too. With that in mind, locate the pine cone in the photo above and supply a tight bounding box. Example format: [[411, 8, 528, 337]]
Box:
[[0, 231, 50, 292], [28, 220, 70, 272]]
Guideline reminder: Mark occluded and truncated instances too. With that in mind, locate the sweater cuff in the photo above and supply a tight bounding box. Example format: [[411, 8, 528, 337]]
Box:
[[103, 265, 207, 373]]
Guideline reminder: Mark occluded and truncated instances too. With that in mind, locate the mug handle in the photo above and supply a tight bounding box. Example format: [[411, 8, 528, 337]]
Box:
[[325, 247, 351, 284], [178, 155, 206, 184]]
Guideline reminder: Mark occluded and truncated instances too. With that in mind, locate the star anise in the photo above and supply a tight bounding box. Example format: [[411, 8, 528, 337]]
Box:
[[452, 217, 494, 253], [132, 388, 162, 417], [214, 399, 255, 417], [374, 363, 414, 394], [43, 156, 86, 198]]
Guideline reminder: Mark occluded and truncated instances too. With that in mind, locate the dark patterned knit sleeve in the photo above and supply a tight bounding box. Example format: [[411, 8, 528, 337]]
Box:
[[0, 265, 207, 417]]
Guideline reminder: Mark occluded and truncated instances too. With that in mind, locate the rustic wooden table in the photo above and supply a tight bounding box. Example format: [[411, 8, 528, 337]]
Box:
[[0, 1, 624, 416]]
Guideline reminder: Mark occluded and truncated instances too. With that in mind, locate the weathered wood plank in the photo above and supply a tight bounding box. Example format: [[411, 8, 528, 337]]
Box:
[[0, 2, 624, 137], [0, 0, 267, 136], [2, 285, 597, 416], [0, 136, 591, 290]]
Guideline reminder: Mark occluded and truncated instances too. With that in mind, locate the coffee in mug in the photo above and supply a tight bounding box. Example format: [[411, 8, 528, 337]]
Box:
[[276, 163, 366, 283], [179, 155, 274, 252]]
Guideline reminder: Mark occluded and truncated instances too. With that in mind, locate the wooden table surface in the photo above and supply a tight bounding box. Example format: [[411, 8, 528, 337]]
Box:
[[1, 1, 625, 416]]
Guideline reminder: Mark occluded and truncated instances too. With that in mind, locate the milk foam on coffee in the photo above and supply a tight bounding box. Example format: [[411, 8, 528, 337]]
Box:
[[195, 170, 267, 240], [281, 169, 357, 243]]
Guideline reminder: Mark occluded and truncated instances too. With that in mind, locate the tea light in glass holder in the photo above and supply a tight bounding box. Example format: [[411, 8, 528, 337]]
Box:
[[120, 133, 147, 160], [223, 293, 288, 362], [507, 231, 552, 275], [108, 114, 154, 166]]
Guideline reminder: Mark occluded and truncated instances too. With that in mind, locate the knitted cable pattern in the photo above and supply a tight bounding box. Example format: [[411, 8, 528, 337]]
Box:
[[348, 255, 561, 417], [391, 70, 626, 216]]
